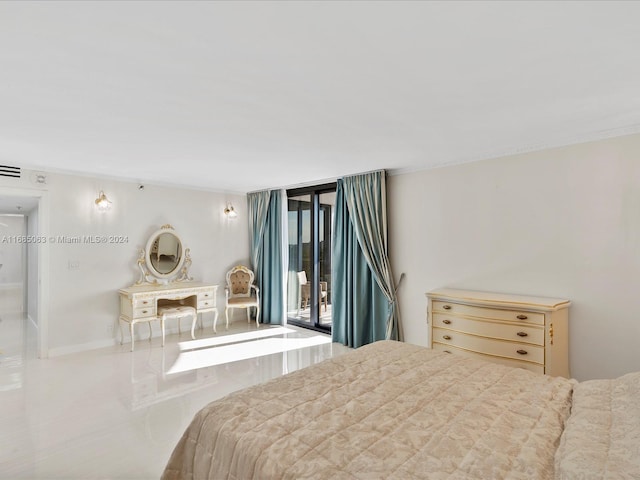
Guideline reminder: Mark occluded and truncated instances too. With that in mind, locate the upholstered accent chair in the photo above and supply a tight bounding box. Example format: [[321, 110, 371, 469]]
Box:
[[225, 265, 260, 329]]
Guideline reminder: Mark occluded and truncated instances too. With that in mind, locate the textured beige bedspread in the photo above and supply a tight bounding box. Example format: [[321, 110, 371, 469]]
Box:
[[555, 371, 640, 479], [162, 340, 574, 480]]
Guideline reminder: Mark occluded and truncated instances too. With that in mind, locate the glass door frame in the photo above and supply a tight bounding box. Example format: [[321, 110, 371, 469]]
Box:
[[287, 183, 336, 333]]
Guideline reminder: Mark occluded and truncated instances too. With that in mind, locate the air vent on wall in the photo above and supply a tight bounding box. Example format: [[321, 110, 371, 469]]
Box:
[[0, 165, 20, 178]]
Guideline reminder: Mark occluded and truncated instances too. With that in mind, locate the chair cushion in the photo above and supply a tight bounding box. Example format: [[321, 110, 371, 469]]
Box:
[[227, 297, 258, 306]]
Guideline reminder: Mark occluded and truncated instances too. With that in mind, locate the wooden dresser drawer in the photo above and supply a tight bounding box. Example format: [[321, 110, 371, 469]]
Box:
[[433, 327, 544, 364], [432, 343, 545, 374], [432, 300, 545, 325], [432, 313, 544, 345]]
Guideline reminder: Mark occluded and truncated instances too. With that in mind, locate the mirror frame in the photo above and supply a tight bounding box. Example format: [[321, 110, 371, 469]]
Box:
[[135, 224, 192, 285]]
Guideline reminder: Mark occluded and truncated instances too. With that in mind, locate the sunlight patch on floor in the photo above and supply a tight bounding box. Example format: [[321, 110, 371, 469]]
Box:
[[178, 326, 296, 351], [167, 335, 332, 374]]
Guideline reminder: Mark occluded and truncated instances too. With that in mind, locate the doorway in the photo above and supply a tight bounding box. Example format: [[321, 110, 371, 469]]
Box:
[[0, 213, 27, 314], [0, 188, 48, 358], [286, 184, 336, 333]]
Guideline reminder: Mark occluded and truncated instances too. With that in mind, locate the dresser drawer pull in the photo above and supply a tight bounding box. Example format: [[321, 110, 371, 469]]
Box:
[[516, 331, 528, 337], [142, 310, 148, 314], [442, 319, 452, 325], [443, 335, 452, 340], [442, 305, 452, 310], [516, 314, 528, 320], [202, 302, 209, 306], [517, 349, 528, 355], [142, 301, 149, 305], [204, 294, 210, 297]]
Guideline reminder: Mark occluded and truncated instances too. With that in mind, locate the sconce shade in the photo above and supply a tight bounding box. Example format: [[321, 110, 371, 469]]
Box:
[[95, 191, 112, 210], [224, 204, 238, 218]]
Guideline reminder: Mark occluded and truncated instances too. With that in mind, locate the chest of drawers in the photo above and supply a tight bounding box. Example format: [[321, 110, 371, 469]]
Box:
[[426, 288, 570, 377]]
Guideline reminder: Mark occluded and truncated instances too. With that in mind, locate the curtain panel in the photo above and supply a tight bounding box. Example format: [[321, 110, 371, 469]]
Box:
[[248, 190, 271, 270], [247, 190, 284, 325], [332, 171, 402, 347]]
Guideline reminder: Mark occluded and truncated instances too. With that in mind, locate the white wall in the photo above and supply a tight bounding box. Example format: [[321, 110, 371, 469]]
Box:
[[5, 171, 249, 355], [388, 132, 640, 382]]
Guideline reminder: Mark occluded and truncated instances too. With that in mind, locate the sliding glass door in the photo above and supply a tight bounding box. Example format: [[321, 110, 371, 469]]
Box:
[[287, 184, 335, 332]]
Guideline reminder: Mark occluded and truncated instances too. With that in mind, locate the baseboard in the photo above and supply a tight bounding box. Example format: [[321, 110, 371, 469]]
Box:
[[48, 319, 212, 357], [27, 314, 37, 330]]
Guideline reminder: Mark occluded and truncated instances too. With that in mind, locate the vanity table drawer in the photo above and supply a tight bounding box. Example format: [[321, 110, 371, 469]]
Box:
[[433, 314, 544, 345], [198, 299, 215, 309], [133, 306, 156, 318], [432, 301, 545, 325], [198, 291, 215, 301], [133, 298, 155, 308], [432, 327, 544, 364], [197, 289, 216, 309]]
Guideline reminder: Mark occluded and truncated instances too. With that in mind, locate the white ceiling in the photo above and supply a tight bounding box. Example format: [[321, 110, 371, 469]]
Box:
[[0, 196, 38, 214], [1, 1, 640, 193]]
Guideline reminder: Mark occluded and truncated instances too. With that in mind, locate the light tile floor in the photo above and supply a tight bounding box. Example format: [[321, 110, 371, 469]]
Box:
[[0, 310, 351, 479], [289, 303, 333, 326]]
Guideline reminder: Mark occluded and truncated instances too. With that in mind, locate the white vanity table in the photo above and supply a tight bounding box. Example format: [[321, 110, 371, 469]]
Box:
[[119, 282, 218, 351], [118, 225, 218, 351]]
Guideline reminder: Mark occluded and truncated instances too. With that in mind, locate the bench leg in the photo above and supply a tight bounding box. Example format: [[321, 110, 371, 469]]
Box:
[[190, 313, 197, 340], [118, 317, 124, 346], [212, 309, 219, 333]]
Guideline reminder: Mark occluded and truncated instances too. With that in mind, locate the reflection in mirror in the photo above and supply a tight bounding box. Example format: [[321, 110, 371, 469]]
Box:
[[135, 225, 192, 285], [150, 232, 182, 275]]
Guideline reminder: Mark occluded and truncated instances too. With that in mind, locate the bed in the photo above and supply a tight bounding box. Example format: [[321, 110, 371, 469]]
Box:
[[162, 340, 640, 480]]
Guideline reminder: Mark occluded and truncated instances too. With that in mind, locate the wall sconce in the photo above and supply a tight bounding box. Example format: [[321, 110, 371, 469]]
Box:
[[95, 190, 112, 211], [224, 203, 238, 218]]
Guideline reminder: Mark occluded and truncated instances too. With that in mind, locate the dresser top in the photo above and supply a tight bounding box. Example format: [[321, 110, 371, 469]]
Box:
[[426, 288, 571, 311], [119, 281, 218, 295]]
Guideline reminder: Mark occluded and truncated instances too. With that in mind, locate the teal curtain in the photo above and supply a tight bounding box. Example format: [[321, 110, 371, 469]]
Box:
[[332, 177, 393, 347], [248, 189, 284, 325], [248, 190, 271, 270], [332, 171, 402, 347]]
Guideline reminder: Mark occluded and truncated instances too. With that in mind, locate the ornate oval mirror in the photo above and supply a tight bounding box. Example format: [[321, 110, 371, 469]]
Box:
[[147, 231, 183, 276], [135, 225, 192, 285]]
